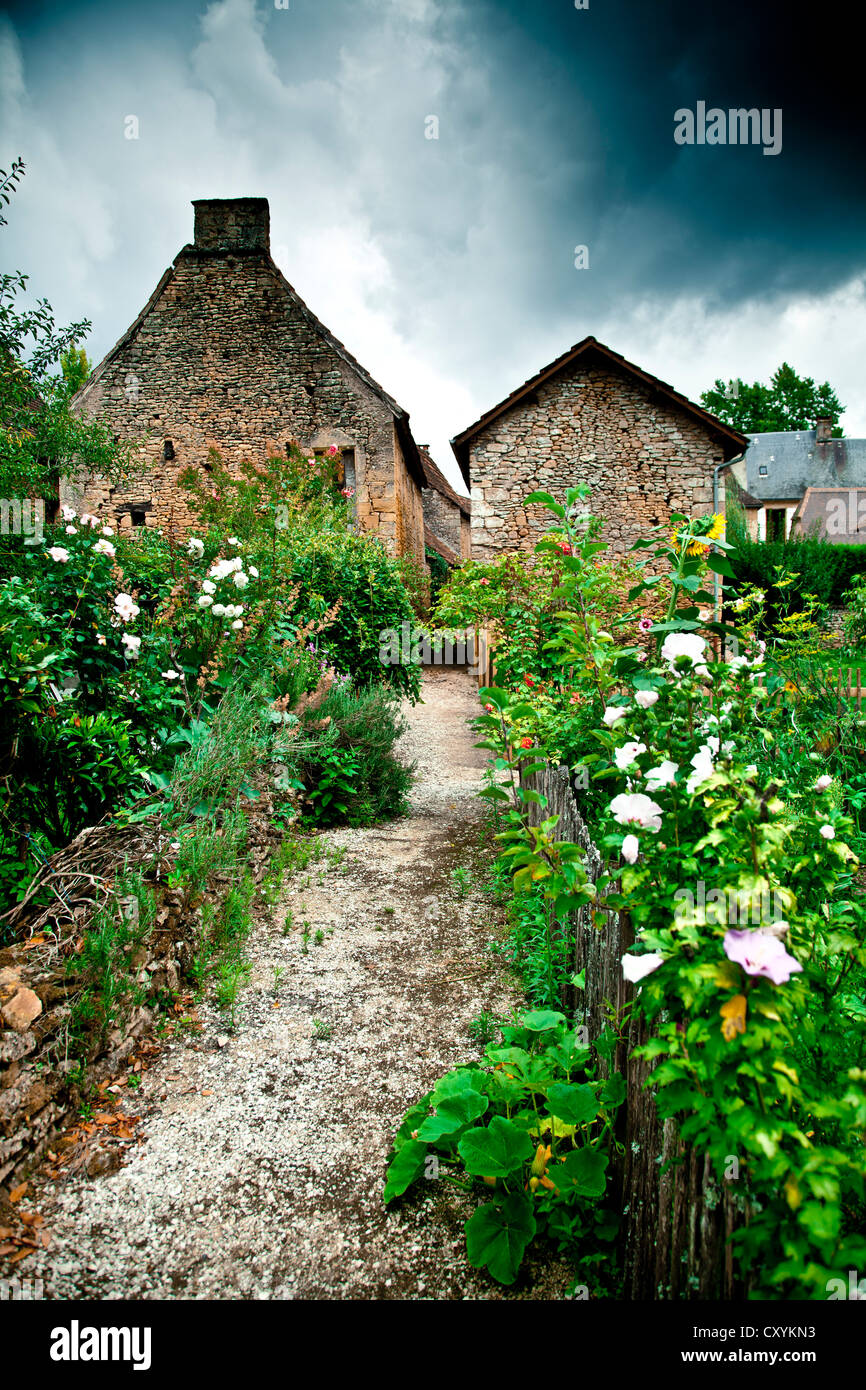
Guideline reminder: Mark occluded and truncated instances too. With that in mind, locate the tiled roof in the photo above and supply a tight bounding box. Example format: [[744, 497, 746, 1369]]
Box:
[[419, 448, 471, 516]]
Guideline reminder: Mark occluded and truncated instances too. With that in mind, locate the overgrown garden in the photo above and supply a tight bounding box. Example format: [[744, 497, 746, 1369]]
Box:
[[386, 486, 866, 1298]]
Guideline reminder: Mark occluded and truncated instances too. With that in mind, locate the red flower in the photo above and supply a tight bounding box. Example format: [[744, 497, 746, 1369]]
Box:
[[524, 674, 535, 687], [555, 540, 573, 555], [520, 736, 533, 749]]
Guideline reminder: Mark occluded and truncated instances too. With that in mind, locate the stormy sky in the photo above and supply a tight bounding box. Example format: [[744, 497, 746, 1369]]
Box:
[[2, 0, 865, 493]]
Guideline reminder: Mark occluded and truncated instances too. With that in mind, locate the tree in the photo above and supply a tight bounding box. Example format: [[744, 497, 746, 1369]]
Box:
[[701, 362, 844, 436], [60, 345, 92, 393], [0, 159, 134, 500]]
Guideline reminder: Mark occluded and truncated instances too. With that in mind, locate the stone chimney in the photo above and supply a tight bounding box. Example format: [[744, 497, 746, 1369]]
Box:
[[815, 416, 834, 443], [192, 198, 270, 254]]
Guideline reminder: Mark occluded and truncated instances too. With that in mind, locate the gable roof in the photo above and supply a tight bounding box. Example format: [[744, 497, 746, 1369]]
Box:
[[75, 221, 426, 491], [419, 447, 471, 516], [743, 429, 866, 502], [450, 335, 749, 483]]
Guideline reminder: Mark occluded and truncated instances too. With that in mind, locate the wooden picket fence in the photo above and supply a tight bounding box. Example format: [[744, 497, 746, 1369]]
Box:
[[520, 765, 743, 1299]]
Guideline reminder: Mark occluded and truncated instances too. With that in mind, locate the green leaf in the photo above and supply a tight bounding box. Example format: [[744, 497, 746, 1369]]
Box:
[[383, 1139, 428, 1203], [524, 491, 565, 518], [479, 686, 509, 711], [555, 1146, 609, 1198], [520, 1009, 567, 1033], [602, 1073, 627, 1109], [465, 1193, 537, 1285], [707, 552, 736, 578], [458, 1115, 534, 1177], [546, 1082, 599, 1126], [417, 1089, 488, 1142]]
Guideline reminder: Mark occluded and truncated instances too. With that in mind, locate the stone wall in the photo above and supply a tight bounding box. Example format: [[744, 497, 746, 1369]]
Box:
[[0, 785, 284, 1192], [422, 488, 466, 558], [66, 203, 424, 560], [469, 362, 727, 559]]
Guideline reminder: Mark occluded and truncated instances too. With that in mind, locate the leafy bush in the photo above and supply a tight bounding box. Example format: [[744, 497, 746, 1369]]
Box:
[[292, 683, 414, 826], [398, 487, 866, 1297], [385, 1009, 623, 1287], [730, 534, 866, 621]]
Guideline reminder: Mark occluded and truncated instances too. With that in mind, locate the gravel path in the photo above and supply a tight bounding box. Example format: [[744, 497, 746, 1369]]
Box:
[[25, 669, 572, 1300]]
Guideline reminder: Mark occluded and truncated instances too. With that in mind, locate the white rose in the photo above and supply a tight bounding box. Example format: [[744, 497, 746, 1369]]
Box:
[[819, 824, 835, 840], [114, 592, 140, 621], [202, 580, 216, 594], [188, 537, 205, 558], [231, 619, 243, 630], [198, 595, 213, 608], [61, 505, 76, 522], [815, 776, 832, 791], [47, 546, 70, 563], [635, 690, 658, 709], [248, 566, 259, 578], [65, 525, 77, 535], [93, 539, 116, 557]]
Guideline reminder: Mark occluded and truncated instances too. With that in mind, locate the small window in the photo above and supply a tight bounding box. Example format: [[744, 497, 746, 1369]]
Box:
[[131, 510, 147, 528], [759, 465, 768, 476]]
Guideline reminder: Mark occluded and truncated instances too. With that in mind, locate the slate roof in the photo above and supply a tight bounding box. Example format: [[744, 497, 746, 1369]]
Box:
[[419, 447, 471, 516], [450, 335, 749, 485], [742, 430, 866, 502]]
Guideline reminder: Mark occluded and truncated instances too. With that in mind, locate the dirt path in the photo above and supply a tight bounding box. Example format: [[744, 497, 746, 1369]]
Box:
[[26, 669, 572, 1300]]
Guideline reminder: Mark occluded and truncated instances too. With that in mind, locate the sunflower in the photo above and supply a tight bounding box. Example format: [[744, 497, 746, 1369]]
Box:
[[671, 512, 726, 554]]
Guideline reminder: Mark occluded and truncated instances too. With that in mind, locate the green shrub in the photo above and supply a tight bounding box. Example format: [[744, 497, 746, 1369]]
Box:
[[730, 534, 866, 626], [385, 1009, 623, 1288], [293, 683, 414, 826]]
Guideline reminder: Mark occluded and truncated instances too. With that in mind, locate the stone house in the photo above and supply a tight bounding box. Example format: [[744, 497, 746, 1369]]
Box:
[[418, 446, 471, 565], [450, 336, 748, 559], [728, 421, 866, 543], [65, 198, 426, 560]]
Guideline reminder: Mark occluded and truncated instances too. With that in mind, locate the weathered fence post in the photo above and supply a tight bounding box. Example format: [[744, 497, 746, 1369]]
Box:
[[519, 761, 744, 1299]]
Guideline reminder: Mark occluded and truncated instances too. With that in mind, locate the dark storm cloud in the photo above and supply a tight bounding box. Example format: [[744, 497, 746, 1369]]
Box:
[[1, 0, 864, 482]]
